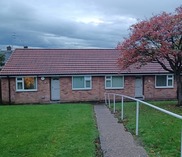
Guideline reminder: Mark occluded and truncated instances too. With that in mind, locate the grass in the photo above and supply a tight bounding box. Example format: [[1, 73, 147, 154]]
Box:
[[110, 100, 182, 157], [0, 104, 98, 157]]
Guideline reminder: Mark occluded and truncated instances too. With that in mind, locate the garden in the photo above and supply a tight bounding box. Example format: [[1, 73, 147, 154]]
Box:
[[0, 104, 98, 157], [109, 100, 182, 157], [1, 101, 181, 156]]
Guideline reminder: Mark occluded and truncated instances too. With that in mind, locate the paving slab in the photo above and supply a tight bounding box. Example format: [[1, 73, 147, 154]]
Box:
[[94, 104, 148, 157]]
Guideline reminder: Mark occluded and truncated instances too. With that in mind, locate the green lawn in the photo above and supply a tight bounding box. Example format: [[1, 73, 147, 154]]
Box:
[[110, 100, 182, 157], [0, 104, 98, 157]]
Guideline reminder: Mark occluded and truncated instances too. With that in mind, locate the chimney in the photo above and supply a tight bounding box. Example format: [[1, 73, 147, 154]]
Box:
[[7, 46, 12, 51]]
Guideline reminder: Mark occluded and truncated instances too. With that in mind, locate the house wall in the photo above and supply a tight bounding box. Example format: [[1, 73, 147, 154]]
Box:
[[144, 76, 177, 100], [1, 75, 177, 104], [1, 78, 9, 103], [1, 77, 50, 104], [60, 76, 135, 102]]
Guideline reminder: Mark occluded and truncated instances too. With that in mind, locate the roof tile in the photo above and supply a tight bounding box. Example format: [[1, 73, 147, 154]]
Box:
[[0, 49, 169, 76]]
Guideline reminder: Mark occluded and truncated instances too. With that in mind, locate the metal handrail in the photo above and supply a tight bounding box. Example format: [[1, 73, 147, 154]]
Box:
[[104, 92, 182, 157]]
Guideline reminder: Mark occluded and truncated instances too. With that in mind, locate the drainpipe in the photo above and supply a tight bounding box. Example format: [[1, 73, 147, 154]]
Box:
[[8, 76, 11, 105]]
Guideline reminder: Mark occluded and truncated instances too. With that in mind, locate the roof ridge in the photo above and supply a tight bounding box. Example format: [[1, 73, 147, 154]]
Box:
[[14, 48, 117, 50]]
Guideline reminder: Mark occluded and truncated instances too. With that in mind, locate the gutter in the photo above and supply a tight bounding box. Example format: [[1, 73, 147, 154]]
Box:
[[0, 71, 174, 78]]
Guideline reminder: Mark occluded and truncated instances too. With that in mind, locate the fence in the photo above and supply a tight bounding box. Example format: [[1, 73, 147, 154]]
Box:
[[105, 92, 182, 157]]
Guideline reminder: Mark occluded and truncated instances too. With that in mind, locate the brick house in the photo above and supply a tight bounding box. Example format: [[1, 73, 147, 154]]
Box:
[[0, 49, 176, 104]]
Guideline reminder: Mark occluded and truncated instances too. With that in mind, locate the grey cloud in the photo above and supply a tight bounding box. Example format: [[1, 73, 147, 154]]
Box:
[[0, 0, 181, 49]]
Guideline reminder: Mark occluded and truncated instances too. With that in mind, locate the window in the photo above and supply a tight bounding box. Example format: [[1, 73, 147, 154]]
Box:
[[105, 76, 124, 89], [16, 77, 37, 91], [72, 76, 92, 90], [155, 75, 174, 88]]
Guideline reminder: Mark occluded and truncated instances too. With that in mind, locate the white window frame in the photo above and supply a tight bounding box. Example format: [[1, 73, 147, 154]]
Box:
[[105, 75, 124, 89], [72, 76, 92, 90], [16, 76, 38, 92], [155, 74, 174, 88]]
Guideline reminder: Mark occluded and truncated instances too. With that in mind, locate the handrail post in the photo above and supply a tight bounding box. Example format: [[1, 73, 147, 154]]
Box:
[[108, 94, 111, 108], [181, 126, 182, 157], [121, 96, 124, 120], [105, 93, 107, 105], [113, 94, 116, 113], [136, 101, 139, 136]]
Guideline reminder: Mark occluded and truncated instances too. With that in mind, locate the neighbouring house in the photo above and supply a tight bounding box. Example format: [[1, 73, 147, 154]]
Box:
[[0, 48, 177, 104]]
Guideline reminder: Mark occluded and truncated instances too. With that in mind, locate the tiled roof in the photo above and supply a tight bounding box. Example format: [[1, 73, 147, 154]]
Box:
[[0, 49, 169, 76]]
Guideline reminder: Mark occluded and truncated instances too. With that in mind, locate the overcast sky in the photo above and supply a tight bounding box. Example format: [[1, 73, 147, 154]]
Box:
[[0, 0, 181, 50]]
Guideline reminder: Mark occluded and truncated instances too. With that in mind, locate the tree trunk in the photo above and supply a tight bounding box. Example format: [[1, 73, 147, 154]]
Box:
[[176, 74, 182, 106]]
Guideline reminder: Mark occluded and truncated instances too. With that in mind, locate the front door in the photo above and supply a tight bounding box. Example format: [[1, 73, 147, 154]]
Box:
[[135, 76, 143, 99], [51, 78, 60, 101]]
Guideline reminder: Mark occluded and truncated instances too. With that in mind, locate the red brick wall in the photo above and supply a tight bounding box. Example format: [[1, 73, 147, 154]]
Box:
[[60, 77, 102, 102], [1, 78, 9, 103], [1, 77, 50, 104], [60, 76, 137, 102], [144, 76, 177, 100], [1, 75, 177, 104], [60, 76, 176, 102]]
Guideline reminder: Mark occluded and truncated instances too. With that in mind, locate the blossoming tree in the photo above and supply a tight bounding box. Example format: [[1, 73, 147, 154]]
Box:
[[117, 6, 182, 106]]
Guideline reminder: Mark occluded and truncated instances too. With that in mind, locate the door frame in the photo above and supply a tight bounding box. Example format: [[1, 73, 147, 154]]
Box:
[[135, 76, 144, 99], [51, 77, 60, 101]]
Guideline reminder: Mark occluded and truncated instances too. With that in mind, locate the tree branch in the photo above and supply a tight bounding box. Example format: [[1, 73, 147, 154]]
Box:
[[155, 58, 173, 73]]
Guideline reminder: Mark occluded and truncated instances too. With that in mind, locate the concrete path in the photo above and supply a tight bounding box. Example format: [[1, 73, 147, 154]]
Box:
[[94, 104, 148, 157]]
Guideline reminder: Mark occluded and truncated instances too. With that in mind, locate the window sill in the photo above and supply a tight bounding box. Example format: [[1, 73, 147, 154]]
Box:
[[105, 87, 124, 90], [16, 89, 38, 92], [155, 86, 174, 89], [72, 88, 92, 91]]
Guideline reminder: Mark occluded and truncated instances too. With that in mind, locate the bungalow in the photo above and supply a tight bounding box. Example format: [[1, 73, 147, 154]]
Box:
[[0, 49, 176, 104]]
